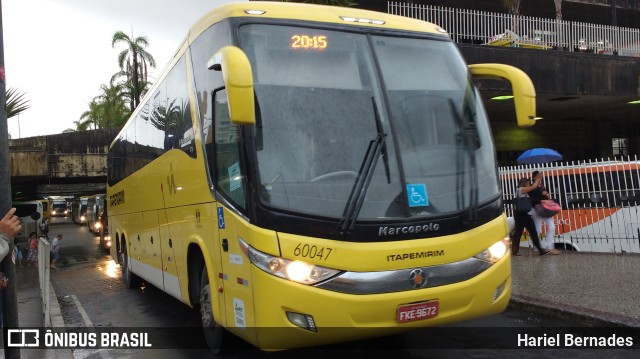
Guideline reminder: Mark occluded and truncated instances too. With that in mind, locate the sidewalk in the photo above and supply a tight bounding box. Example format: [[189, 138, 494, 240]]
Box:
[[509, 248, 640, 327], [7, 264, 72, 359]]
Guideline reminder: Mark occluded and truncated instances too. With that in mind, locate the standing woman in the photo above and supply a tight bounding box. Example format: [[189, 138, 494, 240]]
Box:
[[530, 171, 560, 254], [511, 177, 552, 256]]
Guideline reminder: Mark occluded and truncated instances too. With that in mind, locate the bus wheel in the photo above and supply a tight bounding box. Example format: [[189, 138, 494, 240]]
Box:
[[120, 242, 140, 289], [200, 267, 224, 354]]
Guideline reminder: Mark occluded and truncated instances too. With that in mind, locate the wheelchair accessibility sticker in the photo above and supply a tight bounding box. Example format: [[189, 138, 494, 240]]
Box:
[[217, 207, 225, 229], [407, 184, 429, 207]]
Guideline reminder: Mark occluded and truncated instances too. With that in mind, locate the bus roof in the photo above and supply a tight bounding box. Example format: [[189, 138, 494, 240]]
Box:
[[112, 1, 450, 149], [188, 1, 447, 43]]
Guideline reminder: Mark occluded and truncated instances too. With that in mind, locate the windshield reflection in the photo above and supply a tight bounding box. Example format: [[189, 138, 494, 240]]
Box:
[[240, 24, 499, 222]]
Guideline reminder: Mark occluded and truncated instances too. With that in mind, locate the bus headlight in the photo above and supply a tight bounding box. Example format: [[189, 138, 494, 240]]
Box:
[[95, 222, 102, 230], [238, 238, 341, 285], [474, 238, 509, 263]]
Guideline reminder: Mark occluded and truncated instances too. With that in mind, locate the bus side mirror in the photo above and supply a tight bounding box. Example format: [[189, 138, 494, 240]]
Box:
[[208, 46, 256, 126], [468, 63, 537, 128], [31, 212, 41, 220]]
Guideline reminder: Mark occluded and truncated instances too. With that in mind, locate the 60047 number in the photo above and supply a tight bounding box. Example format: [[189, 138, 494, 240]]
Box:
[[293, 243, 333, 261]]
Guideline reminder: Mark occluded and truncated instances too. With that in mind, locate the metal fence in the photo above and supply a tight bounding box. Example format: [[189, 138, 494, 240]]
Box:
[[388, 1, 640, 56], [37, 238, 51, 326], [499, 156, 640, 253]]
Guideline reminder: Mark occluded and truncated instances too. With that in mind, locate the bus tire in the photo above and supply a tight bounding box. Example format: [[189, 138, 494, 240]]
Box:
[[200, 266, 224, 354], [120, 241, 140, 289]]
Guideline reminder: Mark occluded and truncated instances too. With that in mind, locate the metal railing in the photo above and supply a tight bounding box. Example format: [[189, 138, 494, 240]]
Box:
[[37, 238, 51, 327], [499, 156, 640, 254], [388, 1, 640, 56]]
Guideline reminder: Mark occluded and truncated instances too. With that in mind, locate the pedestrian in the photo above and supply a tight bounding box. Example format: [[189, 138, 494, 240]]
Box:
[[14, 237, 24, 266], [39, 218, 50, 239], [1, 208, 21, 261], [0, 207, 22, 328], [511, 177, 554, 256], [27, 231, 39, 267], [530, 171, 560, 255], [51, 234, 63, 269]]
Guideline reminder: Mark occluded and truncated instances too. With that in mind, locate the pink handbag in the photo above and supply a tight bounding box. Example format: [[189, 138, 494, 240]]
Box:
[[535, 200, 561, 217]]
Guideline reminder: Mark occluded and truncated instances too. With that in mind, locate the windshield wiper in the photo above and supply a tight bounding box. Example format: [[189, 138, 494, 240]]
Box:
[[338, 98, 388, 234], [338, 133, 386, 234], [449, 99, 479, 224], [372, 97, 391, 184]]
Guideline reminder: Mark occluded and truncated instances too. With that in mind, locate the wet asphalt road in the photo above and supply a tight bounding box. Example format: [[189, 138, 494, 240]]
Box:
[[46, 217, 638, 359]]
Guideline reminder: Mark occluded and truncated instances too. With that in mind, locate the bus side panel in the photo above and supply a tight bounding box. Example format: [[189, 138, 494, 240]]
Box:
[[160, 208, 181, 301], [136, 210, 164, 290], [164, 204, 216, 305], [175, 202, 229, 325], [119, 211, 143, 276]]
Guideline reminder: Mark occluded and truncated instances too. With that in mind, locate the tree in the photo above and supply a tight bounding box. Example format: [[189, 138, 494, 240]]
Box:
[[112, 30, 156, 112], [77, 99, 102, 131], [94, 82, 130, 128], [5, 87, 30, 118], [74, 81, 130, 132]]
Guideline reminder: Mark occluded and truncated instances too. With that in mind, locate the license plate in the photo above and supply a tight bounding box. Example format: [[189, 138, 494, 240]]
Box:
[[396, 301, 439, 323]]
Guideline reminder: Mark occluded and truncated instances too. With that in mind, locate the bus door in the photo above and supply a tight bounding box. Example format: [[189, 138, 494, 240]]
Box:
[[208, 88, 257, 333], [159, 208, 181, 300]]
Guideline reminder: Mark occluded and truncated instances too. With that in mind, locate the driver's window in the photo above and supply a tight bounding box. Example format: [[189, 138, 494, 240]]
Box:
[[213, 89, 247, 210]]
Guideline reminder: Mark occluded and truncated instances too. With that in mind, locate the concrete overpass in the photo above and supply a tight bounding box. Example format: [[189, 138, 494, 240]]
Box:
[[9, 128, 121, 200]]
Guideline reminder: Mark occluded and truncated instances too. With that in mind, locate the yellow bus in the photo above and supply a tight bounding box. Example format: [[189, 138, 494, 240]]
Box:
[[39, 199, 51, 223], [107, 1, 537, 352]]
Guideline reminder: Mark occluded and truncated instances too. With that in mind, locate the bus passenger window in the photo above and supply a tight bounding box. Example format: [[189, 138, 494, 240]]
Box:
[[212, 89, 246, 210]]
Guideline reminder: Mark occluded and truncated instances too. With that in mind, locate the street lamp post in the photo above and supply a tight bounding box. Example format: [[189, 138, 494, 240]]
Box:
[[0, 0, 22, 358]]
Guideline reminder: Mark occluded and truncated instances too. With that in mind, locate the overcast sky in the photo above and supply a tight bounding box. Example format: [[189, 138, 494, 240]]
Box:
[[3, 0, 247, 139]]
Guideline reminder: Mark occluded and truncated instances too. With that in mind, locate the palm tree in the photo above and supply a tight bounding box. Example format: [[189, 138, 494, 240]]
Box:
[[112, 30, 156, 112], [94, 82, 130, 128], [74, 82, 130, 132], [6, 87, 31, 118], [111, 69, 152, 112], [77, 100, 102, 131]]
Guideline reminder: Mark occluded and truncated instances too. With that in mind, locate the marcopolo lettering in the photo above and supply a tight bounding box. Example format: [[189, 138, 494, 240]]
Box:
[[378, 223, 440, 236]]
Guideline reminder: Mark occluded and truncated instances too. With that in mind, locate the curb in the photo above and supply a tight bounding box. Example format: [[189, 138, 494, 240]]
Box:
[[48, 282, 66, 328], [509, 295, 640, 327], [47, 280, 74, 359]]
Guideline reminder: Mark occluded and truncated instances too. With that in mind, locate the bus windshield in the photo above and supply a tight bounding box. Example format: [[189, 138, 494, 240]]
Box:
[[240, 24, 499, 221]]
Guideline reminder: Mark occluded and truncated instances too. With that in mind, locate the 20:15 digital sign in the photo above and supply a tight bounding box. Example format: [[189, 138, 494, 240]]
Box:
[[290, 34, 328, 50]]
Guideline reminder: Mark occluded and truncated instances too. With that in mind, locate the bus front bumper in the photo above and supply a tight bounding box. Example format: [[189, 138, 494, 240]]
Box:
[[239, 255, 511, 350]]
